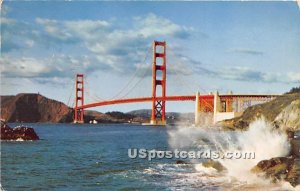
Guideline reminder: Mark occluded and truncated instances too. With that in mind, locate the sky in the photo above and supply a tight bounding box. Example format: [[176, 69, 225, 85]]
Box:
[[1, 1, 300, 113]]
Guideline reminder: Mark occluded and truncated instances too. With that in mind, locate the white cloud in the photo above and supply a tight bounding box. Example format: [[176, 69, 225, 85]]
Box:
[[25, 39, 35, 48], [287, 72, 300, 83], [0, 56, 52, 78], [2, 14, 194, 80], [1, 17, 16, 25], [228, 48, 264, 55], [36, 18, 75, 42], [217, 67, 263, 81], [64, 20, 111, 41], [2, 13, 298, 86], [0, 54, 97, 79], [208, 67, 300, 84], [35, 13, 192, 56], [133, 13, 192, 38]]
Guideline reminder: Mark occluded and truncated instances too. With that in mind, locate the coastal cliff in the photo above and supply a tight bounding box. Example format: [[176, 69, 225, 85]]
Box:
[[221, 91, 300, 131]]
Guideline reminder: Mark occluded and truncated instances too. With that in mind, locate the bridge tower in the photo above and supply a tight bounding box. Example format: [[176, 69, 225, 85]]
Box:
[[74, 74, 84, 123], [151, 41, 167, 125]]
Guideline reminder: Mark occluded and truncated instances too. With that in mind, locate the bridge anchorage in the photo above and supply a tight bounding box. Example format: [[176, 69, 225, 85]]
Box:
[[73, 40, 278, 125]]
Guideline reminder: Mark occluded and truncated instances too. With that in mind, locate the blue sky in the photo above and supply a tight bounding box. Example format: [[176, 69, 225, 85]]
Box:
[[1, 1, 300, 113]]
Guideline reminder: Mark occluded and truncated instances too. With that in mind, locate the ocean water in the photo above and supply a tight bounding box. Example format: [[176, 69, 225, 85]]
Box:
[[1, 124, 190, 191], [0, 122, 295, 190]]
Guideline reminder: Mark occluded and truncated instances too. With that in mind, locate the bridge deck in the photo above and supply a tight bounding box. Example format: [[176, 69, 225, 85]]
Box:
[[78, 94, 278, 109]]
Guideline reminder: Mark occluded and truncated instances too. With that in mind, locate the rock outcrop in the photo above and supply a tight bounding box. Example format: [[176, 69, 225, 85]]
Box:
[[274, 99, 300, 132], [176, 160, 190, 164], [251, 132, 300, 187], [251, 156, 298, 187], [0, 121, 39, 140]]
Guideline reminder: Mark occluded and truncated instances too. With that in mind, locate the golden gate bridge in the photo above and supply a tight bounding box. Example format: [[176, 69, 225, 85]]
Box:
[[73, 41, 277, 125]]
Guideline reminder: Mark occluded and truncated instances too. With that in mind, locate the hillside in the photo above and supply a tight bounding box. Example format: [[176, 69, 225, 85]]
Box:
[[0, 94, 148, 123], [221, 92, 300, 130], [1, 93, 73, 123], [85, 110, 148, 123]]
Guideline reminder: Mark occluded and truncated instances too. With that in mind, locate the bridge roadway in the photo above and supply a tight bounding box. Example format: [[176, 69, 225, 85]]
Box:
[[77, 94, 278, 110]]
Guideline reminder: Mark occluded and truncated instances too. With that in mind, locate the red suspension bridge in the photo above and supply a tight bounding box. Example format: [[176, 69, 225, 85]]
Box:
[[73, 41, 277, 125]]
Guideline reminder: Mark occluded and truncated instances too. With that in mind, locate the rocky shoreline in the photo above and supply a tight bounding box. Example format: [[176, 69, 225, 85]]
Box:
[[221, 92, 300, 131], [251, 156, 298, 186], [250, 132, 300, 187], [219, 91, 300, 186]]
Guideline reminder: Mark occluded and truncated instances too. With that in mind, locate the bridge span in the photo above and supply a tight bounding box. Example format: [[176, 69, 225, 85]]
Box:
[[73, 41, 278, 125], [77, 94, 276, 110]]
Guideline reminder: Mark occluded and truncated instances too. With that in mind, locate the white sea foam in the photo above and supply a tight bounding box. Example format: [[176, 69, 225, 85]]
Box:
[[167, 117, 292, 189], [194, 163, 218, 175], [0, 183, 5, 191], [216, 117, 290, 183], [15, 138, 25, 141]]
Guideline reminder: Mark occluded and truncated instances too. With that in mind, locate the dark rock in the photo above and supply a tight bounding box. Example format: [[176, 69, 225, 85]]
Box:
[[291, 139, 300, 157], [1, 121, 39, 140], [176, 160, 190, 164], [251, 156, 298, 186]]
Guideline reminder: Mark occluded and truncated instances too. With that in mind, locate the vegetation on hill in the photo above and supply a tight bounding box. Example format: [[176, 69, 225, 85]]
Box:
[[286, 86, 300, 94], [106, 111, 134, 121]]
